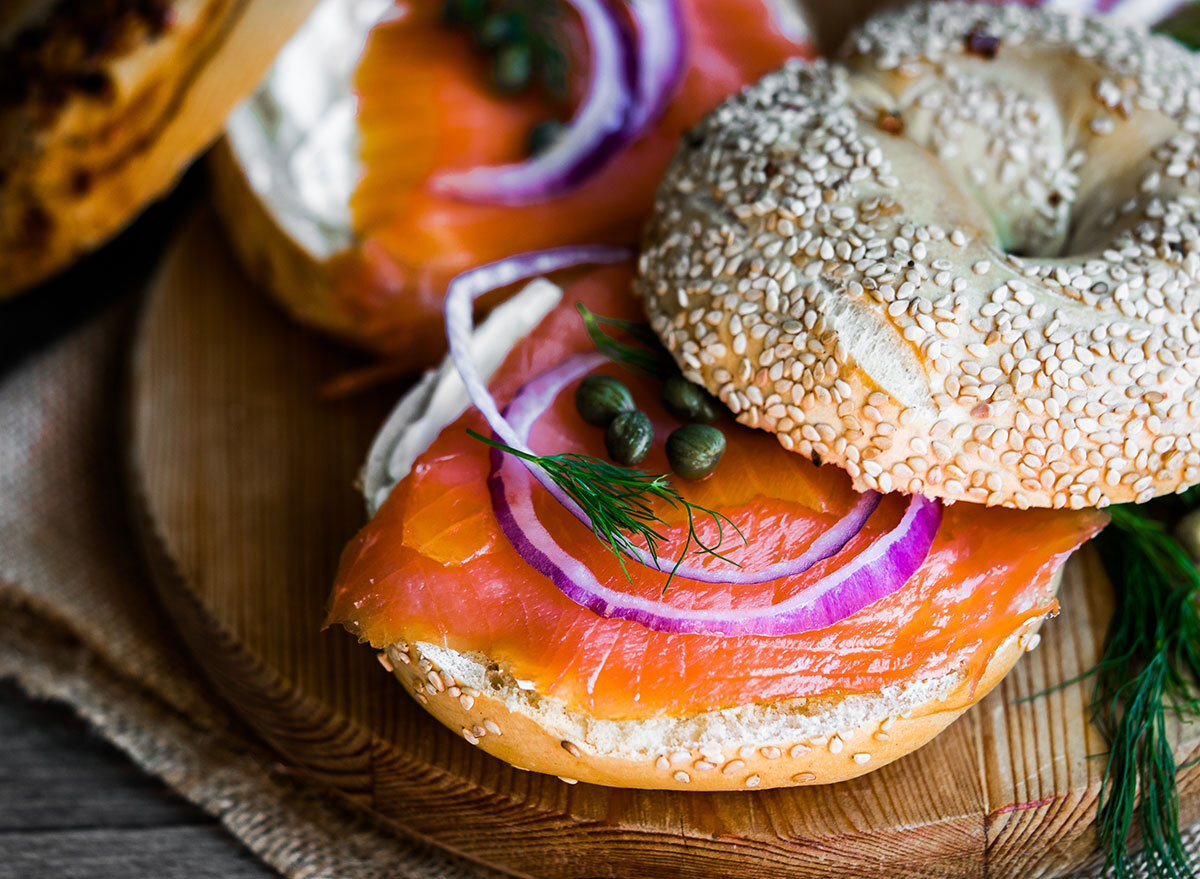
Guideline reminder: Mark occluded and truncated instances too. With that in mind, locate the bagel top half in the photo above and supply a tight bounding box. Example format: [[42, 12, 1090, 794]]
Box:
[[637, 0, 1200, 511]]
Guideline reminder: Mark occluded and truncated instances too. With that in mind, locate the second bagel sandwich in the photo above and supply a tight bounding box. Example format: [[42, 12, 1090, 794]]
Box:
[[326, 1, 1197, 789]]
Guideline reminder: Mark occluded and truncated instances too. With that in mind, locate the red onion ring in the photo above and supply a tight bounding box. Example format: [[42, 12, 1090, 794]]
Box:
[[431, 0, 637, 206], [492, 438, 940, 637], [625, 0, 687, 133], [493, 352, 882, 584], [486, 353, 938, 636]]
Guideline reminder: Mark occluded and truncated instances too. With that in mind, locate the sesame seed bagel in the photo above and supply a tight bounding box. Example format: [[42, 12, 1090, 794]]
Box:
[[347, 281, 1079, 790], [375, 604, 1047, 791], [636, 1, 1200, 510]]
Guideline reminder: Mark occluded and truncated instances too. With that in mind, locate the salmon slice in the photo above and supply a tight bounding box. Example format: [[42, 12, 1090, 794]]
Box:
[[327, 0, 811, 359], [327, 266, 1108, 720]]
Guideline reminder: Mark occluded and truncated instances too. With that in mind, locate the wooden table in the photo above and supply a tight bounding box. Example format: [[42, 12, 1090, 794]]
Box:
[[0, 682, 273, 879]]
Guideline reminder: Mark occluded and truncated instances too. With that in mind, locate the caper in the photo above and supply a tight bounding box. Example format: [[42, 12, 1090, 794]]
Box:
[[661, 375, 720, 423], [477, 11, 525, 47], [666, 424, 726, 480], [443, 0, 484, 26], [575, 374, 635, 426], [491, 42, 533, 95], [527, 119, 566, 156], [605, 411, 654, 466]]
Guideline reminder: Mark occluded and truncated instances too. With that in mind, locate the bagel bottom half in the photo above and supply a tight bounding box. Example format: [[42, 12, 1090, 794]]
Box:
[[370, 572, 1058, 791]]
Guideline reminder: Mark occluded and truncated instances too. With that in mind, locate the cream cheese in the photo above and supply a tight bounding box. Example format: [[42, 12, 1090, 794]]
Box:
[[224, 0, 394, 260]]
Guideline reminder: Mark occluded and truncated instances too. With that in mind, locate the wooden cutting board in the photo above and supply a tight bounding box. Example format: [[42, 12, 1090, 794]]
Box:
[[129, 211, 1200, 879]]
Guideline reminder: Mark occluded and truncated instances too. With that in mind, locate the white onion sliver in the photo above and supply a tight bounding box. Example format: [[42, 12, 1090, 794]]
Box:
[[430, 0, 636, 206]]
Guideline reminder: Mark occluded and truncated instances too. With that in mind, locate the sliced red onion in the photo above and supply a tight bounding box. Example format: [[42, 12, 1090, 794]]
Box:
[[431, 0, 636, 206], [494, 352, 881, 584], [492, 441, 940, 636], [625, 0, 687, 133]]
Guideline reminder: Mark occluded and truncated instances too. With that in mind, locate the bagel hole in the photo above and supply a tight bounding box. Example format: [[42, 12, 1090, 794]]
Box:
[[1001, 193, 1072, 260]]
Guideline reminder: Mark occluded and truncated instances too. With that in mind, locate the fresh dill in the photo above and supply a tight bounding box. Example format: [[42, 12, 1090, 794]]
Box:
[[1048, 15, 1200, 877], [1088, 500, 1200, 879], [468, 428, 744, 590], [576, 302, 678, 378]]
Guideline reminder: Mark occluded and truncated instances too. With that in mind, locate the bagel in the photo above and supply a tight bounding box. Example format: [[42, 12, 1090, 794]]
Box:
[[371, 611, 1047, 790], [352, 282, 1046, 790], [211, 0, 812, 364], [0, 0, 316, 296], [636, 0, 1200, 510], [329, 272, 1105, 790]]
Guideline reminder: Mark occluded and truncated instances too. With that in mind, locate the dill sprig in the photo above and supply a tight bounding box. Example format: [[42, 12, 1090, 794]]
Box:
[[1088, 11, 1200, 875], [469, 428, 744, 590], [576, 302, 678, 378], [1089, 501, 1200, 879]]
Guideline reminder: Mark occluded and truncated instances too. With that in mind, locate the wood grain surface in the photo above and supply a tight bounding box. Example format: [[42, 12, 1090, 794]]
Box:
[[129, 211, 1200, 879], [0, 681, 273, 879]]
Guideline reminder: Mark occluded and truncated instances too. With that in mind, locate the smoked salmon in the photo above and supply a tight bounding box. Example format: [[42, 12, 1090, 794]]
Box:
[[328, 0, 811, 360], [327, 266, 1108, 720]]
